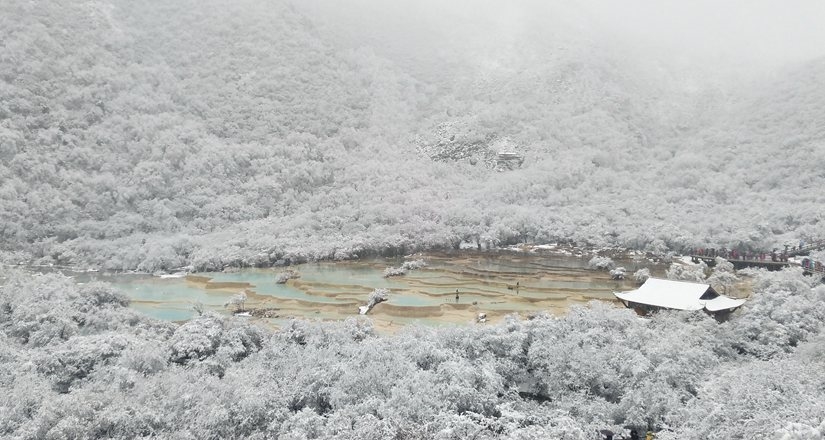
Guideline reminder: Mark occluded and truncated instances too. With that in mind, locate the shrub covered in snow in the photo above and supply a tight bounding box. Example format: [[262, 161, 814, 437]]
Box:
[[401, 259, 427, 271], [276, 270, 301, 284], [383, 266, 407, 278], [589, 256, 616, 270], [634, 267, 651, 283], [223, 291, 247, 313], [384, 259, 427, 277], [610, 267, 626, 280]]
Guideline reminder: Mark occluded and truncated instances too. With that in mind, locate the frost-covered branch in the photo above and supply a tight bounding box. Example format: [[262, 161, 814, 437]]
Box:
[[358, 288, 390, 315]]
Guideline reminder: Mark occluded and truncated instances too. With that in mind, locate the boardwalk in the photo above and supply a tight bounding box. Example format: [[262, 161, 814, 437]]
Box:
[[690, 255, 789, 271], [786, 239, 825, 258], [691, 240, 825, 278]]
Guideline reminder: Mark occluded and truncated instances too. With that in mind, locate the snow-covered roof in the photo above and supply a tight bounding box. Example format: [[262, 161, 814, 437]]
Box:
[[614, 277, 745, 312], [704, 295, 747, 312]]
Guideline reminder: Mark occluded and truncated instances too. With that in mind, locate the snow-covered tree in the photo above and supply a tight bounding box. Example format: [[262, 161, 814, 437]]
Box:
[[610, 267, 627, 280], [276, 270, 301, 284], [383, 266, 407, 278], [634, 268, 651, 283], [707, 257, 738, 294], [2, 271, 824, 438], [359, 288, 390, 314], [401, 259, 427, 271], [224, 291, 247, 313], [666, 261, 707, 282], [589, 256, 616, 270], [774, 420, 825, 440]]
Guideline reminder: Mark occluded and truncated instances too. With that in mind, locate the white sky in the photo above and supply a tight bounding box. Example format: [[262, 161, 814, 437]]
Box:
[[297, 0, 825, 70], [569, 0, 825, 64]]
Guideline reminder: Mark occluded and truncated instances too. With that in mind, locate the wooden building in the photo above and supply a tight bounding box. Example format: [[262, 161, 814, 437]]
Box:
[[614, 278, 746, 316]]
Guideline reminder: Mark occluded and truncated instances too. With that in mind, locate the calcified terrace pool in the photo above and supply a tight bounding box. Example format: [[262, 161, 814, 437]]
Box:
[[105, 251, 660, 330]]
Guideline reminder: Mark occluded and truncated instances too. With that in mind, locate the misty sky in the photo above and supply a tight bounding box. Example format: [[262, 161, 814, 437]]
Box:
[[576, 0, 825, 63], [298, 0, 825, 72]]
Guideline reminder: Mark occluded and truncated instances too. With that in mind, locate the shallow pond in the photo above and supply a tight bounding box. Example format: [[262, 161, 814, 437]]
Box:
[[55, 250, 664, 330]]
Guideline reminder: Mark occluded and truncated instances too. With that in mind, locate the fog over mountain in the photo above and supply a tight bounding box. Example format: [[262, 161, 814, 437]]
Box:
[[3, 1, 825, 438], [2, 0, 824, 270]]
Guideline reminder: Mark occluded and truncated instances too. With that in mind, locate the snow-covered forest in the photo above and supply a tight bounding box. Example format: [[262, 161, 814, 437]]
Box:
[[3, 0, 825, 437], [2, 268, 824, 438], [2, 0, 824, 271]]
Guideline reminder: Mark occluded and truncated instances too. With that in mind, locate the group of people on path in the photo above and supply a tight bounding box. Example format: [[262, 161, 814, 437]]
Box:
[[599, 429, 654, 440], [695, 247, 787, 262], [801, 257, 825, 273], [694, 241, 812, 263]]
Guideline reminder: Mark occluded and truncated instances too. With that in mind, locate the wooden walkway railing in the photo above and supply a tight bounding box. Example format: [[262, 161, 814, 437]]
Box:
[[786, 239, 825, 258], [690, 255, 789, 271], [691, 252, 825, 277]]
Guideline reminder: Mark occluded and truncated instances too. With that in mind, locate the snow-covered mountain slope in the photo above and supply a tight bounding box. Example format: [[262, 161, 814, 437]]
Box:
[[1, 0, 823, 270]]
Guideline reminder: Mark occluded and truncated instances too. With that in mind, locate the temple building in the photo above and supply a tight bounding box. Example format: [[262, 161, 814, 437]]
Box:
[[614, 278, 746, 316]]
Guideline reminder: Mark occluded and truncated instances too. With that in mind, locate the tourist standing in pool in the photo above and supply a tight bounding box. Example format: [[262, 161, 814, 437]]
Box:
[[455, 289, 459, 303]]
